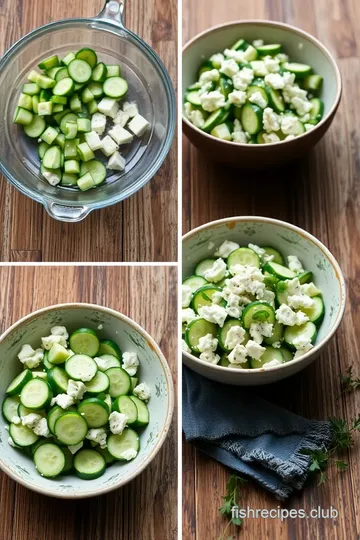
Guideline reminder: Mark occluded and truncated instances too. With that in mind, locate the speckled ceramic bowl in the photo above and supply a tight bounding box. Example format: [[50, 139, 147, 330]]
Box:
[[183, 20, 342, 167], [182, 217, 346, 385], [0, 303, 174, 498]]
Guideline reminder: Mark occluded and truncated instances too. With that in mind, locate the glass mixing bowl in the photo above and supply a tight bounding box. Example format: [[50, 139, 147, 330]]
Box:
[[0, 1, 175, 221]]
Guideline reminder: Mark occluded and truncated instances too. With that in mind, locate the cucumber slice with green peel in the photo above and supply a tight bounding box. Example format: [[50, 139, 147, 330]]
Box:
[[194, 258, 217, 277], [60, 112, 78, 134], [61, 173, 78, 186], [283, 62, 312, 78], [22, 83, 40, 96], [77, 398, 109, 428], [9, 423, 38, 447], [197, 60, 213, 78], [48, 343, 71, 364], [107, 428, 139, 460], [64, 138, 79, 158], [64, 122, 78, 140], [105, 367, 131, 397], [266, 87, 285, 113], [263, 261, 296, 280], [31, 438, 51, 455], [33, 443, 65, 478], [55, 67, 69, 81], [13, 107, 33, 125], [301, 296, 325, 326], [191, 285, 226, 313], [241, 103, 263, 135], [42, 350, 55, 371], [70, 93, 82, 112], [42, 146, 61, 169], [36, 75, 56, 90], [218, 319, 248, 353], [75, 48, 98, 69], [47, 366, 69, 393], [279, 346, 293, 362], [263, 321, 284, 345], [275, 280, 289, 306], [185, 90, 202, 107], [263, 273, 279, 291], [6, 369, 32, 395], [131, 377, 138, 391], [202, 109, 229, 133], [129, 395, 150, 427], [18, 404, 46, 418], [242, 301, 276, 329], [84, 371, 110, 395], [182, 275, 208, 293], [303, 74, 323, 93], [87, 81, 103, 99], [81, 87, 94, 103], [50, 94, 67, 104], [2, 395, 21, 422], [247, 85, 269, 107], [219, 352, 250, 369], [61, 52, 76, 66], [74, 449, 106, 479], [250, 347, 284, 369], [262, 247, 284, 265], [106, 65, 121, 77], [77, 172, 95, 191], [227, 247, 260, 269], [62, 447, 74, 473], [92, 62, 107, 82], [20, 378, 53, 410], [68, 59, 92, 83], [112, 395, 138, 425], [256, 44, 282, 56], [219, 77, 233, 98], [65, 354, 98, 382], [309, 98, 324, 123], [211, 122, 232, 140], [284, 322, 317, 350], [77, 142, 95, 162], [47, 405, 66, 434], [32, 95, 39, 113], [53, 77, 75, 96], [230, 38, 248, 51], [80, 159, 106, 186], [98, 446, 116, 465], [69, 328, 100, 357], [103, 77, 128, 99], [98, 339, 122, 359], [298, 271, 313, 284], [18, 92, 34, 110], [242, 45, 258, 61], [54, 411, 88, 445], [40, 126, 58, 144], [185, 318, 218, 353], [38, 55, 59, 70], [64, 160, 80, 175]]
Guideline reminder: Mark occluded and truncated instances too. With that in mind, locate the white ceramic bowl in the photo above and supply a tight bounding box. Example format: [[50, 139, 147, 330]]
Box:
[[0, 303, 174, 498], [182, 217, 346, 385]]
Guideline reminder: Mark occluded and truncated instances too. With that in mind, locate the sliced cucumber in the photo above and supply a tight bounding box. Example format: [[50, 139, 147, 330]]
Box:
[[47, 366, 69, 394], [227, 247, 260, 269], [68, 59, 92, 83], [34, 443, 65, 478], [256, 44, 282, 55], [219, 77, 233, 98], [69, 328, 100, 357], [98, 339, 122, 359], [309, 98, 324, 123], [185, 90, 202, 107], [283, 62, 312, 79], [241, 103, 263, 135], [53, 77, 75, 96], [55, 67, 69, 81], [242, 301, 276, 329], [263, 321, 284, 345], [47, 405, 66, 434], [303, 74, 323, 93], [266, 87, 285, 113], [9, 423, 38, 447], [202, 109, 229, 133], [18, 404, 46, 418], [231, 38, 247, 51], [75, 48, 98, 69], [107, 428, 139, 460], [23, 115, 46, 138], [20, 378, 53, 409], [284, 322, 317, 350], [195, 258, 217, 277], [74, 449, 106, 479], [92, 62, 107, 82], [42, 146, 61, 169], [262, 247, 284, 265], [80, 159, 106, 186], [103, 77, 128, 99], [298, 271, 313, 284], [185, 318, 218, 353], [39, 55, 59, 70], [54, 411, 88, 445], [211, 122, 232, 141], [85, 371, 110, 394], [279, 346, 293, 362], [130, 395, 150, 427], [112, 395, 138, 425], [6, 369, 32, 395], [191, 285, 225, 313], [182, 275, 207, 294], [65, 354, 98, 382], [250, 347, 284, 368], [14, 107, 33, 125], [105, 367, 131, 397], [2, 395, 21, 423], [77, 397, 109, 428], [48, 343, 70, 364], [301, 296, 325, 326], [263, 261, 296, 280]]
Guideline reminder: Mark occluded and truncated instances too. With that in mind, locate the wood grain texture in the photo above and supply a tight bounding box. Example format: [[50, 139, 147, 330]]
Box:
[[0, 266, 178, 540], [0, 0, 177, 262], [182, 1, 360, 538]]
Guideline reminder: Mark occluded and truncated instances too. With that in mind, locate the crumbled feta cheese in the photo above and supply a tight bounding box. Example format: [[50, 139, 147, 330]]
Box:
[[108, 124, 133, 145], [232, 68, 254, 91], [275, 304, 309, 326], [276, 53, 289, 63], [91, 112, 107, 134], [182, 307, 197, 324], [108, 151, 126, 171], [252, 39, 264, 47], [113, 110, 130, 127], [189, 109, 205, 128], [212, 291, 224, 304], [227, 265, 265, 298], [285, 134, 296, 141], [133, 382, 151, 401], [232, 130, 248, 143], [204, 258, 227, 283], [280, 115, 299, 136], [182, 339, 191, 353], [199, 69, 220, 84], [50, 394, 75, 409], [182, 284, 193, 307], [246, 339, 266, 360], [200, 91, 225, 112], [228, 343, 248, 364], [292, 334, 312, 350], [109, 411, 128, 435], [41, 334, 67, 350], [305, 123, 314, 131], [282, 71, 296, 87], [67, 379, 87, 400], [264, 359, 282, 367], [198, 304, 228, 327], [224, 325, 246, 350], [287, 278, 301, 296], [300, 113, 310, 123], [272, 341, 282, 348], [97, 97, 119, 119], [122, 351, 139, 376], [198, 333, 218, 353], [264, 73, 285, 89], [225, 292, 243, 319], [294, 343, 314, 358], [249, 91, 267, 109], [287, 293, 314, 309], [11, 416, 21, 425], [122, 101, 139, 118], [119, 448, 138, 461], [294, 311, 310, 325], [215, 240, 240, 258], [250, 61, 268, 77], [264, 56, 280, 73], [101, 135, 119, 156], [33, 417, 51, 437], [128, 114, 150, 137], [288, 255, 304, 273], [292, 97, 312, 117], [68, 442, 83, 454], [210, 53, 224, 68], [220, 59, 239, 77], [263, 107, 281, 132], [199, 350, 220, 364], [21, 413, 42, 429], [223, 48, 246, 62], [263, 132, 281, 144], [84, 130, 103, 151], [262, 289, 275, 307], [250, 322, 273, 344], [86, 428, 107, 448], [301, 283, 321, 297], [228, 90, 247, 107], [18, 344, 44, 369]]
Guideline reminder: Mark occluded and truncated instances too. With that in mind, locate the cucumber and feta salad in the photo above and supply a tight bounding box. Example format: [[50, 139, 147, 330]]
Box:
[[3, 325, 151, 479], [182, 240, 325, 369], [184, 38, 324, 144], [14, 49, 151, 190]]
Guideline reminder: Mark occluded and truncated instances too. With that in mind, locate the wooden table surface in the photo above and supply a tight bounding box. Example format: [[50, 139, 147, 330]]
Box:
[[0, 266, 178, 540], [182, 1, 360, 538], [0, 0, 177, 262]]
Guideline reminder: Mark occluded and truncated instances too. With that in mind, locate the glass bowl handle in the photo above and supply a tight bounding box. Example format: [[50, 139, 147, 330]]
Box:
[[44, 202, 91, 222], [96, 0, 126, 27]]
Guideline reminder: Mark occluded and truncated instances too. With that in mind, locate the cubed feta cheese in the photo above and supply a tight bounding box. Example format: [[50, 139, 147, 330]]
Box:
[[108, 124, 133, 145], [67, 379, 87, 400], [50, 393, 75, 409], [97, 97, 119, 119], [246, 340, 266, 360], [21, 413, 42, 429], [113, 109, 130, 126], [122, 101, 139, 118], [33, 417, 51, 437], [133, 382, 151, 401], [228, 343, 248, 364], [101, 135, 119, 157], [109, 411, 127, 435], [264, 73, 285, 89], [91, 112, 107, 135], [250, 61, 268, 77], [249, 322, 273, 344], [189, 109, 205, 128], [198, 304, 228, 327], [41, 334, 67, 350], [199, 350, 220, 364], [232, 68, 254, 91], [200, 91, 225, 112], [263, 132, 281, 144], [108, 151, 126, 171], [122, 351, 139, 376], [128, 114, 150, 137], [18, 344, 44, 369], [84, 130, 103, 151], [263, 56, 280, 73], [182, 307, 197, 324], [86, 428, 107, 448], [198, 333, 218, 353], [224, 325, 246, 350]]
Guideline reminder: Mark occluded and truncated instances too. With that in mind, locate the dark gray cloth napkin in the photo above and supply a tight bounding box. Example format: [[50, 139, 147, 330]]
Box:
[[183, 366, 333, 500]]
